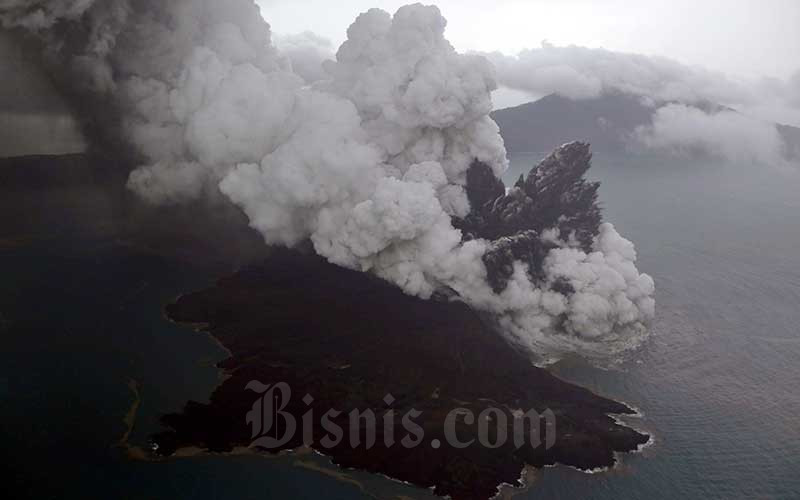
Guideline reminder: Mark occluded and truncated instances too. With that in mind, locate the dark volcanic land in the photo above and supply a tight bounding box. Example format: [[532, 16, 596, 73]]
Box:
[[154, 265, 648, 499], [151, 142, 649, 499]]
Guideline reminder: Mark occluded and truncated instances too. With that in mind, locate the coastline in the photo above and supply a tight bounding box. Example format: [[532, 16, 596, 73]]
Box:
[[117, 379, 141, 447]]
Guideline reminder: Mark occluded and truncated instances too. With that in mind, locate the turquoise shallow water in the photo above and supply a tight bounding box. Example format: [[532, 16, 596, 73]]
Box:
[[2, 152, 800, 498]]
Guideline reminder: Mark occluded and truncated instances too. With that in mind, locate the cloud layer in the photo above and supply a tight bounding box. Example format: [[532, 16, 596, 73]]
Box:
[[483, 42, 799, 168], [486, 42, 800, 132], [635, 104, 792, 167], [485, 42, 754, 104]]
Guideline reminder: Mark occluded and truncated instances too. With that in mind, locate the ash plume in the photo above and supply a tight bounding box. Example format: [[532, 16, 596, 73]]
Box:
[[1, 1, 655, 362]]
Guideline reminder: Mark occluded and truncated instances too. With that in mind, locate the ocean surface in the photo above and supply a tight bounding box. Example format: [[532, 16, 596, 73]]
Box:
[[2, 152, 799, 499]]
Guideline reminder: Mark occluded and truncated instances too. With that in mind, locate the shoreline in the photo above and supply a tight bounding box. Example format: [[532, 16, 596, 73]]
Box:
[[117, 378, 141, 447]]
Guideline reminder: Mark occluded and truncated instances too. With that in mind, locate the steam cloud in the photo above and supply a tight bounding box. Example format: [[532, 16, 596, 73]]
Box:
[[635, 104, 792, 167], [1, 1, 655, 362]]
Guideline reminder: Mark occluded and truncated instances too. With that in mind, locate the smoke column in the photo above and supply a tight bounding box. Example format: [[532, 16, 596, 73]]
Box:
[[1, 0, 655, 362]]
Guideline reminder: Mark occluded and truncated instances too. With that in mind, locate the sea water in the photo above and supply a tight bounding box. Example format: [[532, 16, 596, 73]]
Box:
[[508, 152, 800, 499]]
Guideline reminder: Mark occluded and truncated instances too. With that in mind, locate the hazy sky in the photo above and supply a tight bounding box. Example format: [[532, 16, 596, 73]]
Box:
[[258, 0, 800, 81]]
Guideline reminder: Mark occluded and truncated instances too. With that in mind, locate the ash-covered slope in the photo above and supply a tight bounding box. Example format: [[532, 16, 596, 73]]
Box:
[[456, 142, 600, 294]]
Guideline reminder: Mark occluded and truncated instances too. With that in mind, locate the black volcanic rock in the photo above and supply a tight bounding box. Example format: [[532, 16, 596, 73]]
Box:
[[456, 142, 601, 293], [464, 159, 506, 210], [152, 249, 648, 500], [481, 231, 555, 294]]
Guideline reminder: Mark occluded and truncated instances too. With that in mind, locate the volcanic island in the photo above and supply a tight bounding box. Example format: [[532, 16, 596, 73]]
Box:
[[150, 143, 650, 500]]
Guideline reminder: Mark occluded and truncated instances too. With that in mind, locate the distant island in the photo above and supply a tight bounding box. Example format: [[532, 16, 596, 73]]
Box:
[[492, 93, 800, 157]]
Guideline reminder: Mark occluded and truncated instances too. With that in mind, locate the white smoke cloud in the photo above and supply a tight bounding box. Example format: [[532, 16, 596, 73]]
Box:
[[499, 223, 655, 361], [1, 1, 655, 363], [220, 4, 511, 305], [635, 104, 792, 168]]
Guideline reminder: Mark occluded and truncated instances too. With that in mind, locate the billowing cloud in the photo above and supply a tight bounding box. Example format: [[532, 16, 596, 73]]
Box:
[[635, 104, 792, 167]]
